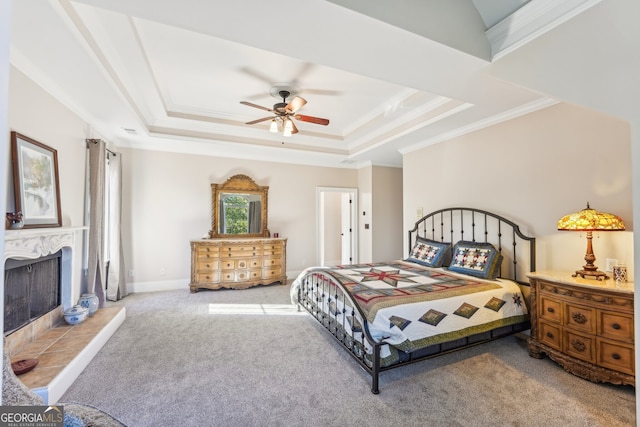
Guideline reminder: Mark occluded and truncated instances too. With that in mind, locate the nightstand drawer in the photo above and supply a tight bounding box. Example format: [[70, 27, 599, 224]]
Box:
[[598, 338, 634, 375], [599, 312, 634, 342], [564, 303, 596, 333], [528, 274, 634, 386], [538, 320, 562, 350], [564, 329, 595, 363], [539, 296, 562, 324]]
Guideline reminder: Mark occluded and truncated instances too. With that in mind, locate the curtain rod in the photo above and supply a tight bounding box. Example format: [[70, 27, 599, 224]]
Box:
[[86, 138, 116, 156]]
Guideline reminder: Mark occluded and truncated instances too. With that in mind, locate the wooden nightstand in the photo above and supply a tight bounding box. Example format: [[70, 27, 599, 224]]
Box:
[[527, 271, 634, 386]]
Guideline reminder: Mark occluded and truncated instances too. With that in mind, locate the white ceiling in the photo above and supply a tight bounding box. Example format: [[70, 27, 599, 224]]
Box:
[[9, 0, 599, 168]]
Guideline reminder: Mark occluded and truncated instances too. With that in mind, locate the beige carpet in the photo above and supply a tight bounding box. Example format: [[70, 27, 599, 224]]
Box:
[[59, 286, 635, 426], [415, 351, 633, 426]]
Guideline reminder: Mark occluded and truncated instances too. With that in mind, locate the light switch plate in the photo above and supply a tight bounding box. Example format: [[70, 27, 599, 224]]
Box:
[[605, 258, 618, 272]]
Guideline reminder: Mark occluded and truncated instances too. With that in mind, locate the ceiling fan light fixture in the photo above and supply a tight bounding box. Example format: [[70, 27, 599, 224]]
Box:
[[284, 118, 293, 133], [269, 119, 278, 133]]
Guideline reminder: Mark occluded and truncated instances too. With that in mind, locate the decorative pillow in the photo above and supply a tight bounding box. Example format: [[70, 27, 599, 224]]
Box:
[[448, 241, 503, 279], [406, 237, 451, 268]]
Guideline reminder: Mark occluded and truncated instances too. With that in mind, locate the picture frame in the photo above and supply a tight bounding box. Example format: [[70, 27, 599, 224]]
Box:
[[10, 131, 62, 228]]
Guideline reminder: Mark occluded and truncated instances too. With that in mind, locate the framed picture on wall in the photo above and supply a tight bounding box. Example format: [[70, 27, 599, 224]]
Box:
[[10, 131, 62, 228]]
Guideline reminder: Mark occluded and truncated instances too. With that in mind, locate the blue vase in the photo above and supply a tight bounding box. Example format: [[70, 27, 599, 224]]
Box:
[[79, 293, 99, 316]]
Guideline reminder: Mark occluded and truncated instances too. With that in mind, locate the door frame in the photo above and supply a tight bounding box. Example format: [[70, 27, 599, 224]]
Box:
[[316, 187, 358, 266]]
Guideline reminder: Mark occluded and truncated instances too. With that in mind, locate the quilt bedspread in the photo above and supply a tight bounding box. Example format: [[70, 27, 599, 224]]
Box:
[[292, 261, 529, 355]]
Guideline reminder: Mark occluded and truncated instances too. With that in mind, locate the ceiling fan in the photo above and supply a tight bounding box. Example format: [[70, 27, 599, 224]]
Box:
[[240, 89, 330, 136]]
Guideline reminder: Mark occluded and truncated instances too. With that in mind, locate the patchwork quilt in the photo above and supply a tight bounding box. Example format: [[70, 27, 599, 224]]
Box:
[[292, 261, 528, 363]]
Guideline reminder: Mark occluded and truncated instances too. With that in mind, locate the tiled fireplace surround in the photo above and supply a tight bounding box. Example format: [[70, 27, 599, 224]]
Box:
[[3, 227, 125, 403]]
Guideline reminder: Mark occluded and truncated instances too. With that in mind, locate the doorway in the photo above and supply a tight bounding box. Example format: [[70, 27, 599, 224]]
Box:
[[317, 187, 358, 266]]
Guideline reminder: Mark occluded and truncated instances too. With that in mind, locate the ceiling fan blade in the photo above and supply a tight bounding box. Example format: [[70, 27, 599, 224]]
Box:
[[240, 101, 273, 112], [245, 116, 274, 125], [294, 114, 330, 126], [285, 96, 307, 113]]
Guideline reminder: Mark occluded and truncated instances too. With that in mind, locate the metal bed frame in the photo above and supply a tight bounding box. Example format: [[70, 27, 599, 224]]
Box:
[[295, 207, 536, 394]]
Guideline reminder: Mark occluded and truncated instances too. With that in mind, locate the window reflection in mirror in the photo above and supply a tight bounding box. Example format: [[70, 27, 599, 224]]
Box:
[[219, 193, 262, 234]]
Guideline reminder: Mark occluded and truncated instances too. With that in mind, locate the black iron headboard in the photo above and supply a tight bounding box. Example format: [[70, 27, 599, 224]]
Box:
[[408, 207, 536, 284]]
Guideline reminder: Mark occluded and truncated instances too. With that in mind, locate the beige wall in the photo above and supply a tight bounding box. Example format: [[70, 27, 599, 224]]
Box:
[[7, 67, 95, 303], [358, 167, 373, 263], [403, 102, 634, 278], [372, 166, 403, 261], [122, 148, 357, 290]]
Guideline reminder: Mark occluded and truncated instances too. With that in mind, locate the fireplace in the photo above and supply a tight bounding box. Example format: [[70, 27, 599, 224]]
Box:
[[4, 251, 62, 334], [3, 227, 86, 353]]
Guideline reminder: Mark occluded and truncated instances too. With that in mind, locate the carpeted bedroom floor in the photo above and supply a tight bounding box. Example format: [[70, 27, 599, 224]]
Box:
[[60, 283, 636, 427]]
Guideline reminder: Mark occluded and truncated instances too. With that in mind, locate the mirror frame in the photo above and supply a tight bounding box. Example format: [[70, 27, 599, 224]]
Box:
[[209, 174, 269, 238]]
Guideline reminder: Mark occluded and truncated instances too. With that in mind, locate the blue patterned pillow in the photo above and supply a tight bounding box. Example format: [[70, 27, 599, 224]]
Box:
[[406, 237, 451, 268], [448, 241, 503, 279]]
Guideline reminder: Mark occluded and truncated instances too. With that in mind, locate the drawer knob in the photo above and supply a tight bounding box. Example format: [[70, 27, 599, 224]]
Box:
[[546, 332, 554, 338], [572, 312, 587, 324], [612, 323, 621, 330], [571, 339, 586, 352], [546, 307, 555, 313], [612, 353, 621, 360]]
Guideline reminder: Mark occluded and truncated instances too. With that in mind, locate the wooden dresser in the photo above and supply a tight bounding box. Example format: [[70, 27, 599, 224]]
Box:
[[190, 237, 287, 292], [527, 271, 634, 386]]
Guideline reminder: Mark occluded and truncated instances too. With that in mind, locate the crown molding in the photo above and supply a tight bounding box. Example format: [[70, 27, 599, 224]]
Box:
[[399, 97, 558, 155], [487, 0, 603, 61]]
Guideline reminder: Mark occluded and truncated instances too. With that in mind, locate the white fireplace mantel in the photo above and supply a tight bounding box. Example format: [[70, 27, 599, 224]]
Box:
[[4, 226, 87, 261], [4, 226, 88, 309]]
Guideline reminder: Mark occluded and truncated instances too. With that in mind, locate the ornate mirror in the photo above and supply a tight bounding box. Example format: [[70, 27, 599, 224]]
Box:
[[209, 174, 269, 238]]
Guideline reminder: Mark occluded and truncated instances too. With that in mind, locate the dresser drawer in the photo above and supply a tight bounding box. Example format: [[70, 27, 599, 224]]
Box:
[[222, 259, 261, 270], [599, 311, 634, 342], [598, 338, 634, 375], [222, 244, 261, 252], [564, 329, 595, 363], [538, 320, 562, 350], [196, 271, 220, 283], [196, 260, 220, 272], [262, 267, 283, 280], [263, 258, 282, 268], [236, 269, 261, 282], [564, 303, 596, 334], [263, 247, 283, 256], [539, 296, 562, 324], [197, 247, 220, 260]]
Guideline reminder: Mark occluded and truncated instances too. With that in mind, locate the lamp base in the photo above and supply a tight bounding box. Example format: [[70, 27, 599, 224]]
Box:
[[572, 269, 609, 281]]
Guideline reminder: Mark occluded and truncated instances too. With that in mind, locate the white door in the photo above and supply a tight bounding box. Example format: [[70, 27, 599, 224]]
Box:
[[340, 193, 352, 264], [317, 187, 358, 266]]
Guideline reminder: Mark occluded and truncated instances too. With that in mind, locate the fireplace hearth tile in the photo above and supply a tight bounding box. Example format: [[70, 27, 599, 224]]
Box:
[[8, 306, 125, 403]]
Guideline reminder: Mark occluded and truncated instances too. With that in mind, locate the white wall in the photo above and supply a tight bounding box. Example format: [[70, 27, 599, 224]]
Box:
[[403, 102, 633, 278]]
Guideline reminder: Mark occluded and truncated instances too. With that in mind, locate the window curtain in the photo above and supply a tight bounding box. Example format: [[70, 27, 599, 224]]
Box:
[[249, 201, 261, 233], [219, 201, 225, 234], [106, 152, 127, 301], [86, 139, 106, 307]]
